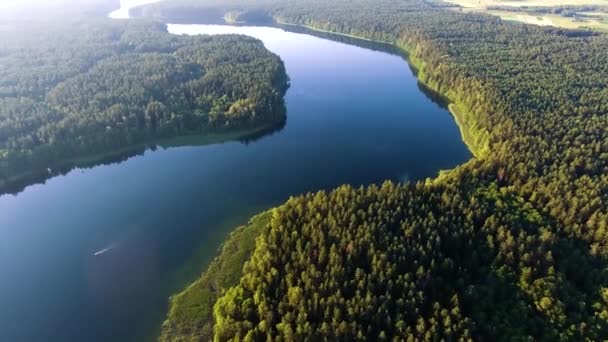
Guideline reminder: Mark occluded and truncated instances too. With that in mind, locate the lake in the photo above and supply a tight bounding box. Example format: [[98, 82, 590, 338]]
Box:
[[0, 4, 471, 341]]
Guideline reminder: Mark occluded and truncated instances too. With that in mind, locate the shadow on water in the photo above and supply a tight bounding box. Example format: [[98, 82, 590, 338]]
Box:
[[270, 23, 458, 112], [274, 23, 401, 55], [284, 25, 456, 113], [0, 120, 287, 197], [0, 146, 146, 197], [416, 81, 451, 110], [274, 23, 457, 114], [239, 118, 286, 144]]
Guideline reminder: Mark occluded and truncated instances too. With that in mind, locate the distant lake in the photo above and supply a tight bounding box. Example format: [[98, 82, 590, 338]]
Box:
[[0, 7, 471, 342]]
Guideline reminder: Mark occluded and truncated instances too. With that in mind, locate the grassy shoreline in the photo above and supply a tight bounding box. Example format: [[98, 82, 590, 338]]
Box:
[[159, 210, 273, 341], [448, 103, 483, 158]]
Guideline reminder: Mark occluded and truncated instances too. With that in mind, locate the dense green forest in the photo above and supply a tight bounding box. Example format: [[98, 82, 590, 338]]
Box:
[[0, 19, 288, 191], [214, 182, 608, 340], [130, 0, 608, 340]]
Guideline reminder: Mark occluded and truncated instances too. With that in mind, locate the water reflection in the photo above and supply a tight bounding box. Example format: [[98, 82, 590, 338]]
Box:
[[0, 120, 287, 196], [275, 23, 401, 55]]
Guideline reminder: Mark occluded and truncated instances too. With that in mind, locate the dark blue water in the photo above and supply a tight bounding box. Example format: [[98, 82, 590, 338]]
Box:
[[0, 24, 470, 341]]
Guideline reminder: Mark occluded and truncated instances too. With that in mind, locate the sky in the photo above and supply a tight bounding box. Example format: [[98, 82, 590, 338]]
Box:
[[0, 0, 70, 11], [0, 0, 122, 19]]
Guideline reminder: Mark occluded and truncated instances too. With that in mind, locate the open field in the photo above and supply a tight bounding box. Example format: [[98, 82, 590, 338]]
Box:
[[444, 0, 608, 30], [445, 0, 608, 8]]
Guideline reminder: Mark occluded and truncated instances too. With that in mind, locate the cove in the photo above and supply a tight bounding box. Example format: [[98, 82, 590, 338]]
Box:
[[0, 12, 471, 342]]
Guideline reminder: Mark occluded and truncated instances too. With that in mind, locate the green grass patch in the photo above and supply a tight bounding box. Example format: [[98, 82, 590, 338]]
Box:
[[159, 210, 273, 342]]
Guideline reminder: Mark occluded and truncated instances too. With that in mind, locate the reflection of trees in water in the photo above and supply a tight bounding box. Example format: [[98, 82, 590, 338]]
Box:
[[239, 115, 286, 145], [276, 23, 454, 113], [416, 81, 450, 110], [1, 118, 288, 197], [280, 24, 456, 113], [0, 146, 148, 196], [274, 23, 401, 55]]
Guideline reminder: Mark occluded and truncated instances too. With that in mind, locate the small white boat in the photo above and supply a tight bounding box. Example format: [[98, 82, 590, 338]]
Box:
[[94, 246, 113, 256]]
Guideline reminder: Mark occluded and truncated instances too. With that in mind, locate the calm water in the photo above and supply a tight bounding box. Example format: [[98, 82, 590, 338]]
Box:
[[0, 8, 471, 342]]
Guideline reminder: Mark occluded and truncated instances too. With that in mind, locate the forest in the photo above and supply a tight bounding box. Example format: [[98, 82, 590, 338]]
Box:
[[0, 19, 288, 191], [129, 0, 608, 340]]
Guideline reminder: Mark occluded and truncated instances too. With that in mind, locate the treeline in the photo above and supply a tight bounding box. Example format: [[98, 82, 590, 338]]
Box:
[[0, 19, 288, 188], [134, 0, 608, 340]]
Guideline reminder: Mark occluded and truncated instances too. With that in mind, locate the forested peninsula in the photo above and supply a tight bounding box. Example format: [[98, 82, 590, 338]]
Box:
[[0, 19, 288, 193], [131, 0, 608, 341]]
